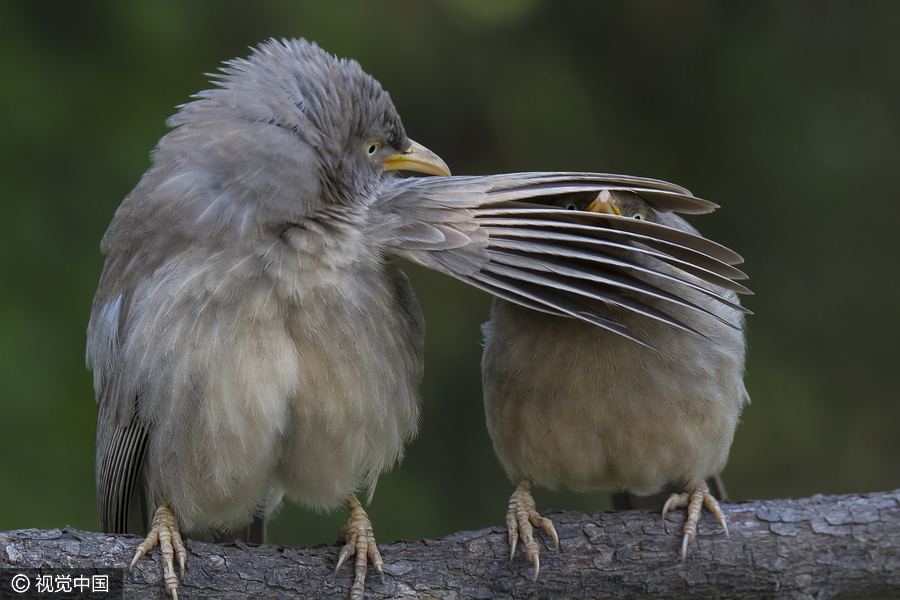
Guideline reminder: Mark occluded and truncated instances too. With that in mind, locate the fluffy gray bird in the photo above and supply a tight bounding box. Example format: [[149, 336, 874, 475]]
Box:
[[482, 189, 750, 578], [87, 38, 749, 599]]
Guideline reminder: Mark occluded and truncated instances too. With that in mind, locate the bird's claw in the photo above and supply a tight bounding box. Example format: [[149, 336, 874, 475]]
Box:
[[336, 494, 384, 600], [506, 480, 559, 581], [130, 506, 186, 599], [662, 482, 728, 559]]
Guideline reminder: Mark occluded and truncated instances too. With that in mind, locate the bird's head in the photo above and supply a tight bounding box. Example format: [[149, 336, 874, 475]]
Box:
[[161, 38, 449, 220], [553, 188, 701, 235], [555, 189, 656, 222]]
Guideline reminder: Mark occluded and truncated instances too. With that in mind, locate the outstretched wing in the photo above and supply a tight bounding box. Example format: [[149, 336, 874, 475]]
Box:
[[374, 172, 749, 347]]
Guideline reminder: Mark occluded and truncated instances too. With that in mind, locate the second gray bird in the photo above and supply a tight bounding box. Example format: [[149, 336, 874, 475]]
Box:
[[482, 189, 750, 579]]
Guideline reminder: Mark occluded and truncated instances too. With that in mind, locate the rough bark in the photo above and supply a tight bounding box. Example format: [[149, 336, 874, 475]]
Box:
[[2, 490, 899, 599]]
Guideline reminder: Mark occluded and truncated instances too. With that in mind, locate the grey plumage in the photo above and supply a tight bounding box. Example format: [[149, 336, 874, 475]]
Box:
[[482, 189, 749, 577], [88, 38, 748, 598], [91, 40, 423, 540], [377, 174, 747, 346]]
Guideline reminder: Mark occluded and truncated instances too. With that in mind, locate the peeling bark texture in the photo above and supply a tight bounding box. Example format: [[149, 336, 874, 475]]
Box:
[[2, 490, 899, 599]]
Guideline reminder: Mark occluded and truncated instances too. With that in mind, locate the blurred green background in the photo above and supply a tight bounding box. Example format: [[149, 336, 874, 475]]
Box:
[[2, 0, 899, 550]]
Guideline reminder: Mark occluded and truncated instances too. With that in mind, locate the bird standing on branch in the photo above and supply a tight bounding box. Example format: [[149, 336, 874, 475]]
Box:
[[482, 188, 750, 579], [87, 38, 748, 599]]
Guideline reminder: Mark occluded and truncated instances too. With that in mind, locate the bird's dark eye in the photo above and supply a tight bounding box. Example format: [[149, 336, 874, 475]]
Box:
[[633, 211, 646, 220], [564, 202, 577, 210], [366, 143, 381, 157]]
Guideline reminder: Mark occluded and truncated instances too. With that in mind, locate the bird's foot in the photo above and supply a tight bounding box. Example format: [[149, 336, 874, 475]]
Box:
[[130, 505, 186, 599], [506, 479, 559, 581], [336, 493, 384, 600], [662, 481, 728, 559]]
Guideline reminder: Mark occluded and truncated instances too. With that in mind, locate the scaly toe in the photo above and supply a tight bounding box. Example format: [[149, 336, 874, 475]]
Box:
[[662, 482, 728, 560], [662, 492, 689, 520], [704, 492, 729, 538], [529, 511, 559, 552], [337, 494, 382, 600], [131, 506, 185, 599], [506, 480, 557, 580]]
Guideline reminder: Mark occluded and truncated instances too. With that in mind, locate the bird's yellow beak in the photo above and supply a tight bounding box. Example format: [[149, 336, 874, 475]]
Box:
[[382, 139, 451, 177], [586, 189, 622, 215]]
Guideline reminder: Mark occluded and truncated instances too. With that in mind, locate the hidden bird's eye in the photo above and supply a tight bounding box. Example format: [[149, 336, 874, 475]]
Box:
[[633, 212, 646, 220], [563, 202, 578, 210], [366, 143, 381, 157]]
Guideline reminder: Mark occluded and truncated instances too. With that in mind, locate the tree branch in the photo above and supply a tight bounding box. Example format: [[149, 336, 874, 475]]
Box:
[[3, 490, 899, 599]]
